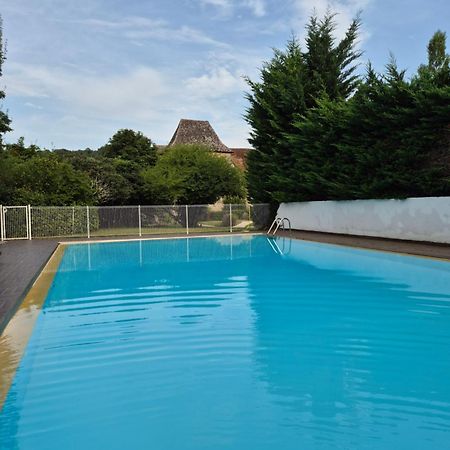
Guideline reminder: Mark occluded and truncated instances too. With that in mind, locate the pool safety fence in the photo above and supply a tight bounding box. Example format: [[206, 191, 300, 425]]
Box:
[[0, 204, 271, 241]]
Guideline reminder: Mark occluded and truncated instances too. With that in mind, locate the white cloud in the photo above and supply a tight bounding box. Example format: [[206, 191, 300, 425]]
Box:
[[244, 0, 266, 17], [5, 63, 168, 121], [81, 16, 227, 47], [198, 0, 233, 15], [198, 0, 266, 18], [184, 67, 245, 99], [4, 61, 251, 148], [291, 0, 371, 41]]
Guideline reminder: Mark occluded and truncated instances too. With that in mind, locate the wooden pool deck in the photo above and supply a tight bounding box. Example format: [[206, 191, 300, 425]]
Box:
[[0, 231, 449, 334]]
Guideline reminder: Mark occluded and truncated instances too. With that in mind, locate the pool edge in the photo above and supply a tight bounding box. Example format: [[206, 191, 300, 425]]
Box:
[[274, 231, 450, 262], [0, 244, 66, 409], [59, 232, 264, 245]]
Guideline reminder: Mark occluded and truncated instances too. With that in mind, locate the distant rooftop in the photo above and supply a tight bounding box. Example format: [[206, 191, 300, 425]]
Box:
[[168, 119, 232, 153]]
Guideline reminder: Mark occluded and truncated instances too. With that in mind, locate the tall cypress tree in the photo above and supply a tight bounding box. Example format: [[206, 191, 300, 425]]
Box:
[[245, 12, 362, 203], [245, 39, 306, 202], [286, 33, 450, 201]]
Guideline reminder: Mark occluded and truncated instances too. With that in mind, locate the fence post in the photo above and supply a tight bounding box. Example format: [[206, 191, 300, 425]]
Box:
[[186, 205, 189, 235], [28, 205, 32, 240], [0, 205, 4, 241], [229, 204, 232, 233], [138, 205, 142, 237], [86, 206, 90, 239]]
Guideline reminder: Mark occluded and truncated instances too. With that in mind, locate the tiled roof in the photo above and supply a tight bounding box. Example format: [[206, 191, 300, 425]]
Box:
[[168, 119, 232, 153]]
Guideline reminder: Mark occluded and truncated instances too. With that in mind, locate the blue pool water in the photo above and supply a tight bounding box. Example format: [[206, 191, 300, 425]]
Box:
[[1, 235, 450, 449]]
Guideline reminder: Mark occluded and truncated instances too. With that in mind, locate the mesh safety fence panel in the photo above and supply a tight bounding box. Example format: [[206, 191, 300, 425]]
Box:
[[140, 205, 185, 235], [231, 204, 252, 232], [188, 204, 230, 234], [3, 206, 28, 239], [91, 206, 140, 237], [31, 206, 88, 238], [249, 204, 272, 231], [3, 204, 271, 240]]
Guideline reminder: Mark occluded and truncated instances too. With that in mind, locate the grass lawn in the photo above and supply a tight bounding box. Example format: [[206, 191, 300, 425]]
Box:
[[36, 225, 258, 239]]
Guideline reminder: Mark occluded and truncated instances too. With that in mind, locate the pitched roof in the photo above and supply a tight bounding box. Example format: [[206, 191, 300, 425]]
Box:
[[168, 119, 232, 153]]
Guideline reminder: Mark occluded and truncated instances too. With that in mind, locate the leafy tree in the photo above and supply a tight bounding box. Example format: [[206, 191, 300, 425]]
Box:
[[245, 12, 362, 203], [98, 129, 157, 166], [0, 142, 94, 205], [416, 31, 450, 86], [0, 16, 12, 145], [98, 129, 157, 204], [142, 144, 245, 205], [55, 149, 133, 205]]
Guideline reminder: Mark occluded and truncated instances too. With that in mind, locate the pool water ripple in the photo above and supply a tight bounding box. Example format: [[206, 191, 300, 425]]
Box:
[[1, 236, 450, 449]]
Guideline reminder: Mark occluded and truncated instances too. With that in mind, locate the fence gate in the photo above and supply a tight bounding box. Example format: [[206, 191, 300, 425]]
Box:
[[1, 206, 30, 240]]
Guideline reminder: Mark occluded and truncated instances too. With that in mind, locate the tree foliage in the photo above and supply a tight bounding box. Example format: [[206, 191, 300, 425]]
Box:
[[246, 15, 450, 203], [142, 145, 245, 205], [97, 129, 158, 204], [54, 150, 134, 205], [245, 12, 362, 203], [0, 141, 93, 205], [98, 129, 157, 166], [0, 128, 159, 206]]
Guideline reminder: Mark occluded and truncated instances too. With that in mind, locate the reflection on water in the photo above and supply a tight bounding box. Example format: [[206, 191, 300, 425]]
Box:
[[251, 238, 450, 448], [59, 236, 259, 272], [1, 236, 450, 450]]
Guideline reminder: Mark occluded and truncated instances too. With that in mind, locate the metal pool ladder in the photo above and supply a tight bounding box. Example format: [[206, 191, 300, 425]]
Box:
[[267, 217, 291, 235]]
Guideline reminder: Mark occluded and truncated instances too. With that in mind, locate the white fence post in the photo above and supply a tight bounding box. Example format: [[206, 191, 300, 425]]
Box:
[[0, 203, 269, 240], [138, 205, 142, 237], [27, 205, 32, 240], [86, 206, 90, 239], [186, 205, 189, 235]]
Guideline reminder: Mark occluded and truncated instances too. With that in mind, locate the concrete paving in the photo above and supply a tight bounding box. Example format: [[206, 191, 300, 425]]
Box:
[[276, 229, 450, 260]]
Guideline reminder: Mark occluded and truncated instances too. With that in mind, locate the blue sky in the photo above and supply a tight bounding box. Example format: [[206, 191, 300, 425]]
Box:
[[1, 0, 448, 149]]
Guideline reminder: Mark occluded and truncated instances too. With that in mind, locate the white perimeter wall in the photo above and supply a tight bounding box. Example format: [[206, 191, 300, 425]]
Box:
[[277, 197, 450, 244]]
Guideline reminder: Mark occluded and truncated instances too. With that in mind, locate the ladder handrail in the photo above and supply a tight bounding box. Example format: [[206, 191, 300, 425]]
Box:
[[281, 218, 291, 233], [268, 217, 282, 234], [267, 217, 291, 235]]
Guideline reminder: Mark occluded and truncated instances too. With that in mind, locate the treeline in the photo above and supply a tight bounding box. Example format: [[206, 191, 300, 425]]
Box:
[[245, 14, 450, 203], [0, 14, 245, 207], [0, 132, 245, 206]]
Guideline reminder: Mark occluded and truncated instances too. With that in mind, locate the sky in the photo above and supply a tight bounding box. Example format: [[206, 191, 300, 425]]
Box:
[[0, 0, 448, 150]]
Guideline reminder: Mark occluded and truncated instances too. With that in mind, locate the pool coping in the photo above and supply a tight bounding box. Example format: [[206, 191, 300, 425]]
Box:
[[0, 244, 66, 409], [58, 231, 264, 245], [275, 230, 450, 261]]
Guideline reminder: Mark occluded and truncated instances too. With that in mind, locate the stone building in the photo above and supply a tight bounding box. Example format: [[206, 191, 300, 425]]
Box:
[[164, 119, 250, 169]]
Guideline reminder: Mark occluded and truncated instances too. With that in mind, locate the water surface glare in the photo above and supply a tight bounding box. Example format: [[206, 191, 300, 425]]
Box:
[[1, 235, 450, 449]]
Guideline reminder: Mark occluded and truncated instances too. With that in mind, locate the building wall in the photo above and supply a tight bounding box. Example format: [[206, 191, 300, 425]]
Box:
[[277, 197, 450, 244]]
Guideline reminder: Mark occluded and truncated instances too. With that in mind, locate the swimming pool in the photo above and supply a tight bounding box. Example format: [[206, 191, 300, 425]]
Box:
[[1, 235, 450, 449]]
